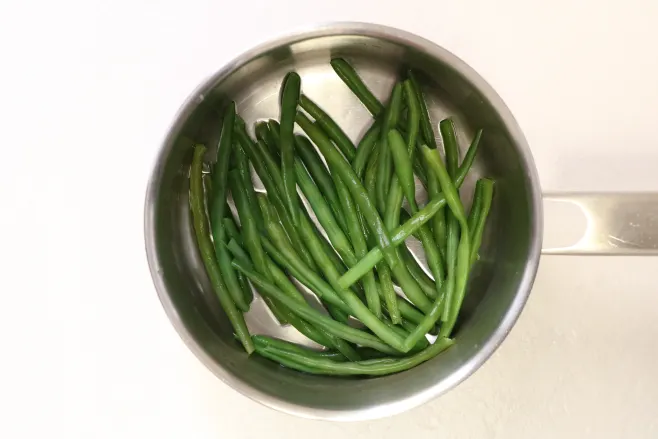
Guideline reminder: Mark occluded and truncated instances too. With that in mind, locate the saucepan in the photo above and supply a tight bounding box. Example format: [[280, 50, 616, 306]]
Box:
[[144, 22, 658, 421]]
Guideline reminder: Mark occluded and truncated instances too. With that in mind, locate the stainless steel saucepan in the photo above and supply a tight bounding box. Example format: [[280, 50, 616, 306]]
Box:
[[144, 22, 658, 421]]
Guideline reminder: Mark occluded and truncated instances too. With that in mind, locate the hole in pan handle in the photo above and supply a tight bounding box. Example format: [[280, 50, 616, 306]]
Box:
[[542, 193, 658, 255]]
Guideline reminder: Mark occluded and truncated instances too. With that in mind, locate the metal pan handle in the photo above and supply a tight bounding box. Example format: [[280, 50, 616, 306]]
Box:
[[542, 193, 658, 255]]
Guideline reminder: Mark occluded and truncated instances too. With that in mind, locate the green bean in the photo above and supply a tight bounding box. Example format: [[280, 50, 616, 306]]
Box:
[[205, 104, 250, 312], [293, 134, 347, 232], [252, 245, 307, 305], [254, 120, 270, 142], [233, 141, 264, 233], [459, 128, 483, 179], [275, 295, 356, 359], [352, 122, 380, 178], [329, 63, 429, 184], [283, 308, 360, 361], [364, 143, 380, 203], [288, 167, 364, 298], [326, 304, 351, 324], [250, 131, 351, 278], [443, 230, 471, 337], [253, 336, 348, 362], [267, 119, 280, 136], [441, 228, 458, 321], [428, 173, 447, 257], [280, 72, 301, 225], [412, 154, 429, 187], [214, 236, 250, 312], [236, 270, 254, 305], [301, 206, 365, 299], [229, 239, 302, 308], [467, 182, 485, 240], [425, 124, 481, 258], [383, 175, 405, 231], [338, 194, 448, 289], [256, 348, 326, 374], [438, 119, 462, 323], [206, 169, 255, 311], [226, 238, 251, 264], [352, 277, 425, 327], [384, 129, 416, 231], [441, 118, 460, 177], [420, 145, 471, 337], [376, 83, 403, 214], [398, 244, 436, 297], [209, 102, 235, 232], [296, 212, 356, 296], [377, 263, 400, 323], [380, 318, 429, 352], [255, 120, 277, 156], [300, 94, 355, 161], [388, 128, 417, 209], [330, 58, 384, 116], [317, 331, 360, 361], [294, 159, 354, 263], [255, 137, 285, 190], [261, 293, 359, 360], [234, 122, 282, 204], [230, 171, 288, 324], [258, 197, 348, 311], [231, 240, 359, 360], [257, 337, 454, 376], [307, 216, 348, 276], [227, 237, 359, 359], [407, 70, 438, 149], [223, 217, 243, 245], [230, 173, 272, 280], [389, 129, 445, 297], [386, 200, 447, 245], [380, 147, 405, 321], [189, 145, 254, 354], [469, 179, 494, 265], [252, 134, 349, 273], [232, 259, 400, 354], [299, 112, 391, 248], [269, 121, 349, 237], [362, 296, 425, 336], [388, 99, 444, 298], [362, 144, 380, 246], [402, 80, 421, 157], [352, 347, 391, 361], [224, 214, 254, 304], [332, 170, 382, 318], [389, 294, 424, 326], [234, 122, 316, 269], [260, 232, 422, 326], [401, 292, 445, 351], [399, 318, 417, 334], [283, 308, 355, 358], [216, 219, 253, 310], [285, 199, 408, 352], [203, 172, 213, 202], [260, 236, 349, 314], [296, 112, 431, 313], [440, 118, 460, 180], [357, 143, 379, 247], [243, 150, 420, 326], [430, 126, 482, 258]]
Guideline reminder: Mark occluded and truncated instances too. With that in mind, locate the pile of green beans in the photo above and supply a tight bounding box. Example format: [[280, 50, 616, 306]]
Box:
[[187, 60, 495, 376]]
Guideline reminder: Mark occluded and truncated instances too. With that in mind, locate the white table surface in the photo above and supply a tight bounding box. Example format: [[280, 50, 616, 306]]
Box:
[[2, 0, 658, 437]]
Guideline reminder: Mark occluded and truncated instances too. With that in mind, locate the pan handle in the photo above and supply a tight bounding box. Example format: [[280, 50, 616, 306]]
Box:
[[541, 193, 658, 255]]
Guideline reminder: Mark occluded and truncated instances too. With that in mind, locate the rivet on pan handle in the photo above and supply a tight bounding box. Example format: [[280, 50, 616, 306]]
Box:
[[542, 193, 658, 255]]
